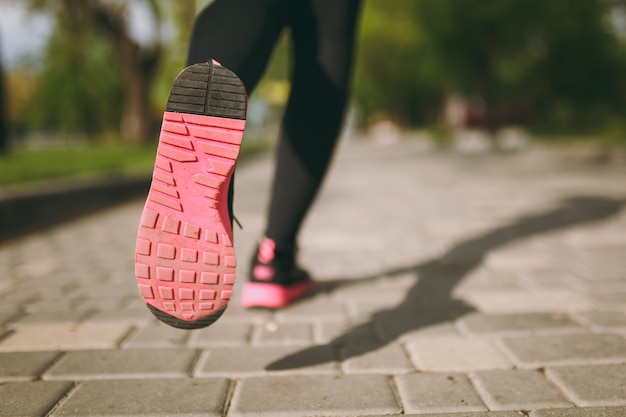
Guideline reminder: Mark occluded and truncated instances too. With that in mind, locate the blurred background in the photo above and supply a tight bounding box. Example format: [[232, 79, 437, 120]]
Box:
[[0, 0, 625, 186]]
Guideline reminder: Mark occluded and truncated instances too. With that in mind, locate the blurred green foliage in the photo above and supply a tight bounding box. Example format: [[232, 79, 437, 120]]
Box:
[[3, 0, 626, 146], [0, 144, 155, 186], [13, 16, 124, 137], [355, 0, 626, 136]]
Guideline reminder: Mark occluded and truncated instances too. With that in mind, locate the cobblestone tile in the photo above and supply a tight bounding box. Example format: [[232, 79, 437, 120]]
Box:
[[406, 336, 513, 372], [193, 346, 339, 377], [0, 351, 61, 381], [43, 348, 198, 380], [0, 380, 73, 417], [546, 364, 626, 407], [530, 407, 626, 417], [8, 311, 91, 329], [50, 378, 230, 417], [330, 284, 408, 305], [251, 322, 313, 346], [518, 270, 585, 291], [187, 323, 251, 348], [229, 375, 401, 416], [83, 308, 155, 326], [398, 413, 526, 417], [394, 372, 487, 414], [499, 334, 626, 367], [70, 284, 136, 299], [588, 291, 626, 309], [399, 322, 461, 342], [470, 369, 572, 410], [571, 311, 626, 332], [346, 300, 404, 324], [218, 303, 273, 324], [75, 297, 126, 311], [123, 325, 189, 348], [23, 298, 87, 313], [341, 340, 413, 374], [457, 312, 583, 337], [312, 320, 377, 344], [274, 297, 349, 322], [0, 312, 18, 327], [463, 289, 591, 314], [0, 323, 131, 352]]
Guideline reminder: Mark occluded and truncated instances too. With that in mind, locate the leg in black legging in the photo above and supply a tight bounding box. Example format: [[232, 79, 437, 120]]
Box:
[[265, 0, 362, 251], [187, 0, 362, 253], [186, 0, 290, 223], [187, 0, 288, 92]]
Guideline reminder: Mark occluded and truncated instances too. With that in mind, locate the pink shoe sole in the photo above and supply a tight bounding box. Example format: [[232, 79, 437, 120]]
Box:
[[241, 280, 315, 309], [135, 62, 246, 329]]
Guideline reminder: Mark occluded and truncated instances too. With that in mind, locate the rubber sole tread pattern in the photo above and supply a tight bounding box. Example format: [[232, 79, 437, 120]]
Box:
[[135, 62, 247, 330], [166, 64, 246, 119]]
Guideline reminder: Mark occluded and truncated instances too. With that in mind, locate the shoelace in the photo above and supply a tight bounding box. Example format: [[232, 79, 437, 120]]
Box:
[[233, 215, 243, 230]]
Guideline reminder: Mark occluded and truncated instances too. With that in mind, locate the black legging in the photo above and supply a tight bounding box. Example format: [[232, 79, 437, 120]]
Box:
[[187, 0, 362, 252]]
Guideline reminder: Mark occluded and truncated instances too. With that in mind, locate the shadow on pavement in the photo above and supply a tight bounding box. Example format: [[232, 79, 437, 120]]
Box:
[[266, 196, 626, 371]]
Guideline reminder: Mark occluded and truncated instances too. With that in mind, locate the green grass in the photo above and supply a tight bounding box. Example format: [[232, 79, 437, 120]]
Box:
[[0, 139, 273, 187]]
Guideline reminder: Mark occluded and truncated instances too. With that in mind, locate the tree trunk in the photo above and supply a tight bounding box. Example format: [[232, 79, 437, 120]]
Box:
[[60, 0, 162, 144], [0, 34, 8, 154], [115, 40, 154, 143]]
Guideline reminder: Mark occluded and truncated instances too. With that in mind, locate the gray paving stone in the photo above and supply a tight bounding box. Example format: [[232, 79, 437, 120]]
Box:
[[341, 340, 413, 374], [8, 311, 91, 329], [123, 325, 190, 348], [51, 378, 230, 417], [229, 375, 401, 416], [0, 312, 17, 327], [312, 320, 377, 344], [330, 284, 408, 305], [251, 322, 313, 346], [0, 351, 61, 381], [571, 311, 626, 332], [194, 345, 339, 377], [75, 296, 126, 311], [23, 298, 87, 313], [546, 364, 626, 407], [394, 372, 487, 414], [499, 334, 626, 367], [531, 407, 626, 417], [347, 300, 405, 324], [187, 322, 251, 347], [0, 323, 131, 351], [457, 312, 584, 337], [83, 308, 155, 325], [217, 303, 273, 324], [71, 284, 136, 299], [274, 297, 349, 322], [470, 369, 572, 410], [0, 380, 73, 417], [588, 291, 626, 309], [399, 321, 462, 342], [462, 288, 591, 314], [406, 336, 513, 372], [398, 413, 526, 417], [43, 348, 198, 380]]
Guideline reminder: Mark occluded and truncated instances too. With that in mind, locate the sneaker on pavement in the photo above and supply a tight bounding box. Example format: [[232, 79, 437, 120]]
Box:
[[241, 237, 315, 308], [134, 61, 247, 329]]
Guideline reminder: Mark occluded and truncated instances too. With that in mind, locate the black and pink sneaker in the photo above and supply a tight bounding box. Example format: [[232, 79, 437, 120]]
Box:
[[134, 61, 247, 329], [241, 238, 315, 308]]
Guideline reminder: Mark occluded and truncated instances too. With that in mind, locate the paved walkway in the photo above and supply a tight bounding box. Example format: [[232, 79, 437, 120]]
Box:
[[1, 139, 625, 417]]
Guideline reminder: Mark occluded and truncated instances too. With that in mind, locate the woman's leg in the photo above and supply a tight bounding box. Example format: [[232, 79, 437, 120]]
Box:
[[186, 0, 288, 92], [242, 0, 362, 308], [264, 0, 362, 252]]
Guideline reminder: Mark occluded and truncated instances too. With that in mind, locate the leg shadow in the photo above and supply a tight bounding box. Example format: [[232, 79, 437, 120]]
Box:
[[266, 196, 626, 370]]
